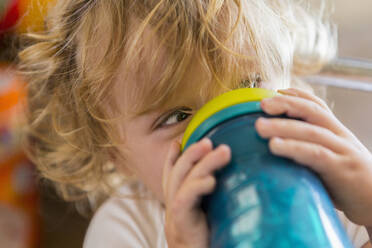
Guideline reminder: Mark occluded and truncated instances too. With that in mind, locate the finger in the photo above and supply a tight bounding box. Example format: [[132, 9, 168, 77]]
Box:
[[166, 138, 213, 202], [277, 88, 332, 113], [174, 176, 216, 214], [273, 89, 368, 150], [255, 117, 351, 154], [269, 137, 341, 176], [186, 144, 231, 182], [260, 95, 346, 136], [162, 141, 182, 197]]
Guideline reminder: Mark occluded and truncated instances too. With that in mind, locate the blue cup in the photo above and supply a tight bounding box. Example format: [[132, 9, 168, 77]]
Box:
[[181, 88, 352, 248]]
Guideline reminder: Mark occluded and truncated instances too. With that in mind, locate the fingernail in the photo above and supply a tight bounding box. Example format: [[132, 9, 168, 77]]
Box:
[[261, 97, 274, 107], [277, 88, 296, 95], [201, 138, 212, 146], [257, 117, 270, 125], [172, 141, 181, 153], [218, 144, 230, 151], [272, 137, 283, 144]]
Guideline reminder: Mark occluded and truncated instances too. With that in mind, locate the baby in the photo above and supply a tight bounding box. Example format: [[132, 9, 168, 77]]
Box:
[[18, 0, 372, 247]]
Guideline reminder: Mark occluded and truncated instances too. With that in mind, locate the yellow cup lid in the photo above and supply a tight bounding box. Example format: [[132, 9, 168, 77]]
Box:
[[181, 88, 277, 149]]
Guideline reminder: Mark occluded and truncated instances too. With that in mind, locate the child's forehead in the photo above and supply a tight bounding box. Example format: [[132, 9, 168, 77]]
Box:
[[113, 33, 211, 118], [122, 67, 210, 117]]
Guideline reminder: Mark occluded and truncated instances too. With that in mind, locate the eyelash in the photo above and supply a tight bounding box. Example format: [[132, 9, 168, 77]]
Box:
[[158, 108, 192, 128]]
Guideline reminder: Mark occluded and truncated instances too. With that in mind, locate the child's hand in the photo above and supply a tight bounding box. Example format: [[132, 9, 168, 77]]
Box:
[[255, 87, 372, 227], [162, 139, 231, 248]]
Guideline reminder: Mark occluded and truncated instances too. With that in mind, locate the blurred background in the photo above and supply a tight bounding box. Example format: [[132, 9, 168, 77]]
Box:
[[314, 0, 372, 153], [0, 0, 371, 247]]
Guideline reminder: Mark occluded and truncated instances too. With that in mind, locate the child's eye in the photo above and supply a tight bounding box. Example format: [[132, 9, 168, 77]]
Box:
[[158, 108, 192, 128]]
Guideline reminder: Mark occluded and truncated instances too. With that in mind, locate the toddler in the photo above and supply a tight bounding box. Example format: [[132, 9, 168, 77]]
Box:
[[18, 0, 372, 247]]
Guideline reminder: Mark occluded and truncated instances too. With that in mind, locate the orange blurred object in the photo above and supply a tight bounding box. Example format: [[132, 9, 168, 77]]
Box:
[[0, 0, 56, 34], [0, 64, 40, 248], [17, 0, 56, 33]]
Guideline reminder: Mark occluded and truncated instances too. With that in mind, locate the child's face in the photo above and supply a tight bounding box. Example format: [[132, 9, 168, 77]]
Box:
[[113, 52, 208, 203]]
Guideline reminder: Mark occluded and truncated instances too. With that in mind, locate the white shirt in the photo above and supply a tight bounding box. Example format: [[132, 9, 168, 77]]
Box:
[[84, 184, 370, 248], [84, 183, 167, 248]]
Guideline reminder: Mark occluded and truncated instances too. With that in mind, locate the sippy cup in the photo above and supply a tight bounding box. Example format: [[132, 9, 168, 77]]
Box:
[[181, 88, 352, 248]]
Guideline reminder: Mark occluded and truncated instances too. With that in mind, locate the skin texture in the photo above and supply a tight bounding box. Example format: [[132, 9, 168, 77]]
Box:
[[117, 77, 372, 247]]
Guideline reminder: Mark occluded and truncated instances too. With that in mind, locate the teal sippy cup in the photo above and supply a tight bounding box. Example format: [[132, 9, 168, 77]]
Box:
[[181, 88, 353, 248]]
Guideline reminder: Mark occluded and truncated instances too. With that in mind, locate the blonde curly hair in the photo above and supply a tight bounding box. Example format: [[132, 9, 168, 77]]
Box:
[[18, 0, 336, 213]]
